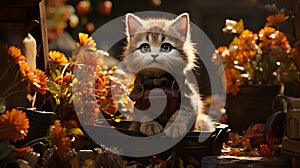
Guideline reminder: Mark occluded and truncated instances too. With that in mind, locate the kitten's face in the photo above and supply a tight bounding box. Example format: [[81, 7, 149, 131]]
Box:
[[123, 13, 195, 76]]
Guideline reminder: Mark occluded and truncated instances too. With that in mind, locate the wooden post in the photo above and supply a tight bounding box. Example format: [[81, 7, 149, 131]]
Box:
[[39, 0, 49, 71]]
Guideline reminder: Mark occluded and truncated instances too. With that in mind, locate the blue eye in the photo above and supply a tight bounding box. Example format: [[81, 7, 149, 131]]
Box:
[[139, 43, 151, 53], [160, 43, 173, 53]]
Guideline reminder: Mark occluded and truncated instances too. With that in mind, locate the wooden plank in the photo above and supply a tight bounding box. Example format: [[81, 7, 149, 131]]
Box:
[[281, 150, 300, 168], [201, 156, 291, 168], [38, 0, 48, 70], [282, 136, 300, 154]]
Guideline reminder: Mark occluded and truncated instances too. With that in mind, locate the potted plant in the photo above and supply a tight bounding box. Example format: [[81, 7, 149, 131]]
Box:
[[212, 12, 300, 133]]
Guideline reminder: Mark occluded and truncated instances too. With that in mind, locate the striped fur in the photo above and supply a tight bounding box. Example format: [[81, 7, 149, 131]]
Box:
[[123, 13, 214, 137]]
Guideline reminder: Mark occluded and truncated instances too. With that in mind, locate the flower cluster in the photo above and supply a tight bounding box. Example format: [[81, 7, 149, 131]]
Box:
[[47, 32, 133, 125], [213, 13, 299, 95], [222, 124, 281, 157], [46, 49, 75, 122], [7, 46, 48, 95], [0, 32, 134, 166]]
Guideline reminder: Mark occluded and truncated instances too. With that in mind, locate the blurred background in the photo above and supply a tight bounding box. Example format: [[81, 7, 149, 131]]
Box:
[[47, 0, 294, 53], [46, 0, 296, 98]]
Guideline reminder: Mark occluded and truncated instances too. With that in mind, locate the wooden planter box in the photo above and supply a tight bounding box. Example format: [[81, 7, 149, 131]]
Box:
[[278, 96, 300, 139], [84, 122, 229, 167]]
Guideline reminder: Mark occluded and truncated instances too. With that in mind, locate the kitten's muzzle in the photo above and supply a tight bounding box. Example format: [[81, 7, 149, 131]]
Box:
[[129, 77, 180, 101]]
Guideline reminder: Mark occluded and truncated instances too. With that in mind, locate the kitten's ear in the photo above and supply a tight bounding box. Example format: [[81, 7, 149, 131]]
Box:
[[126, 13, 144, 37], [171, 13, 190, 41]]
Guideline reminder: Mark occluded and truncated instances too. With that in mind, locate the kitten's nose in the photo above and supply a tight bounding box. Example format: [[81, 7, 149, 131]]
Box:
[[151, 54, 159, 59]]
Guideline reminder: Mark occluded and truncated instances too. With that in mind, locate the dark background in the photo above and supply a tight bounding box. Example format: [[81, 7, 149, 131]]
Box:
[[64, 0, 295, 97]]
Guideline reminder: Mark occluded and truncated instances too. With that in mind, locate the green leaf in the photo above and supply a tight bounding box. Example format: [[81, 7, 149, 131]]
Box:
[[0, 140, 12, 160], [229, 37, 239, 49], [72, 77, 78, 86], [46, 81, 61, 95], [67, 128, 84, 136]]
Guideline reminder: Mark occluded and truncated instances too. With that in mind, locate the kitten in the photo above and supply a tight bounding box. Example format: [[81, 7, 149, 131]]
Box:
[[122, 13, 214, 138]]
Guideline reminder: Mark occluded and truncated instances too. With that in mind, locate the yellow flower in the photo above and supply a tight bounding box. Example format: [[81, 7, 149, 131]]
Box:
[[50, 120, 71, 160], [78, 32, 96, 50], [266, 13, 288, 27], [49, 51, 68, 65], [0, 109, 29, 142], [222, 19, 244, 34], [8, 46, 25, 64]]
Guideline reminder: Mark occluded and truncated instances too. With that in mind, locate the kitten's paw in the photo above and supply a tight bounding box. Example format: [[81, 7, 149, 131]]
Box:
[[140, 121, 163, 136], [164, 121, 188, 138]]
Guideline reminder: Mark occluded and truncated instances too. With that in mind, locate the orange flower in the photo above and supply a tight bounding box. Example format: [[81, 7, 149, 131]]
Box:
[[223, 68, 241, 95], [213, 46, 235, 67], [258, 27, 277, 51], [78, 32, 96, 50], [15, 146, 33, 157], [8, 46, 25, 63], [31, 69, 48, 95], [238, 30, 258, 53], [8, 46, 48, 94], [259, 27, 276, 41], [49, 51, 68, 65], [76, 99, 99, 125], [18, 61, 31, 78], [266, 13, 288, 27], [75, 50, 102, 67], [100, 98, 118, 115], [54, 74, 74, 85], [24, 68, 48, 95], [272, 32, 291, 53], [0, 109, 29, 142], [50, 120, 71, 159], [233, 52, 247, 65], [259, 27, 290, 60]]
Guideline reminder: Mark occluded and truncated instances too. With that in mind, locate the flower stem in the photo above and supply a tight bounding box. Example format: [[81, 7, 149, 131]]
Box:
[[0, 80, 25, 97], [0, 63, 13, 82], [22, 136, 51, 147], [4, 87, 27, 99], [61, 63, 71, 77], [29, 140, 51, 148]]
